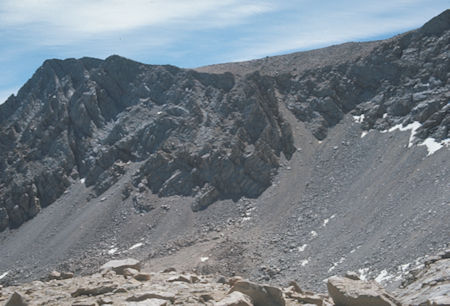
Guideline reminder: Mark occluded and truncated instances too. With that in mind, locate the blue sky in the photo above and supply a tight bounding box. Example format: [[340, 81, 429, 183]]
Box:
[[0, 0, 449, 104]]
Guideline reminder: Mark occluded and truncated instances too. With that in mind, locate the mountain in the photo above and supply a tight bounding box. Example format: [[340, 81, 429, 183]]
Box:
[[0, 9, 448, 292]]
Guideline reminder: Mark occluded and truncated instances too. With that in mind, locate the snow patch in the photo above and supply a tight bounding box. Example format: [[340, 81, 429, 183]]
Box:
[[80, 178, 86, 184], [310, 231, 318, 238], [361, 131, 368, 138], [0, 271, 9, 280], [353, 114, 365, 123], [328, 257, 346, 273], [242, 217, 251, 221], [400, 263, 410, 272], [322, 214, 336, 227], [388, 121, 421, 147], [298, 244, 308, 252], [350, 245, 361, 254], [200, 257, 209, 262], [300, 259, 309, 267], [108, 248, 118, 255], [358, 268, 370, 281], [383, 121, 449, 155], [375, 269, 394, 283], [129, 243, 143, 250], [419, 137, 446, 155]]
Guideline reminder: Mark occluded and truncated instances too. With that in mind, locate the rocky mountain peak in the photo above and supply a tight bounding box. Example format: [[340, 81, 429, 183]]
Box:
[[0, 10, 449, 297], [419, 8, 450, 36]]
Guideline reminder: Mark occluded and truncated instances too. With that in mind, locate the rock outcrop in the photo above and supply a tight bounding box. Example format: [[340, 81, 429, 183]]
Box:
[[1, 250, 448, 305], [327, 276, 400, 306], [0, 57, 294, 231], [1, 10, 449, 232], [394, 250, 450, 305]]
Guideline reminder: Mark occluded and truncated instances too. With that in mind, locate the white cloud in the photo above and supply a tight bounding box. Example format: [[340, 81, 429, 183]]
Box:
[[0, 0, 273, 43], [227, 0, 449, 61]]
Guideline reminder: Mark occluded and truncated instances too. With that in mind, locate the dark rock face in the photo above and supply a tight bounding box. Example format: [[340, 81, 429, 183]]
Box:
[[0, 10, 449, 232], [278, 9, 450, 140], [0, 56, 294, 231]]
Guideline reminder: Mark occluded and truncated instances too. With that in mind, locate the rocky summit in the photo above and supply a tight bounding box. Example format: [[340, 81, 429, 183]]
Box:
[[0, 8, 449, 306]]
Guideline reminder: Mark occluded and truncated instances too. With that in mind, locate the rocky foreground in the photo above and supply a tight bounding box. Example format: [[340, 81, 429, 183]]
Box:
[[1, 250, 449, 306]]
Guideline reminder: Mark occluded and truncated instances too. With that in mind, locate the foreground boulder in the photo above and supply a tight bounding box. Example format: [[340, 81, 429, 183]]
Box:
[[229, 280, 285, 306], [5, 292, 27, 306], [215, 291, 253, 306], [327, 276, 400, 306], [394, 251, 450, 305], [100, 258, 141, 275]]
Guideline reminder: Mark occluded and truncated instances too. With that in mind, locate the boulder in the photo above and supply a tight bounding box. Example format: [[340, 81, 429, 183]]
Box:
[[48, 270, 74, 280], [126, 291, 176, 303], [5, 292, 28, 306], [60, 271, 74, 279], [126, 298, 168, 306], [215, 291, 253, 306], [71, 285, 118, 297], [100, 258, 141, 275], [161, 267, 176, 273], [327, 276, 400, 306], [48, 270, 61, 280], [229, 280, 285, 306], [123, 268, 140, 277], [167, 275, 192, 283], [134, 273, 151, 281], [425, 295, 450, 305]]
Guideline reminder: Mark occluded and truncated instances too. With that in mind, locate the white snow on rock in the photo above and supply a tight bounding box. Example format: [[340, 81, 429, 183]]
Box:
[[129, 243, 143, 250], [200, 257, 209, 262], [108, 248, 118, 255], [322, 214, 336, 227], [0, 271, 9, 280], [310, 230, 318, 238], [298, 244, 308, 252], [384, 121, 449, 155], [358, 267, 370, 281], [300, 259, 309, 267], [353, 114, 365, 123], [375, 269, 394, 283], [361, 131, 368, 138], [419, 137, 446, 155], [388, 121, 422, 147], [80, 178, 86, 184], [328, 257, 346, 273]]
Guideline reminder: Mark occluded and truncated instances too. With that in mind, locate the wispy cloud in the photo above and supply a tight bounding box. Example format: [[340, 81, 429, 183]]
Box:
[[226, 0, 449, 61], [0, 0, 273, 44], [0, 0, 448, 98]]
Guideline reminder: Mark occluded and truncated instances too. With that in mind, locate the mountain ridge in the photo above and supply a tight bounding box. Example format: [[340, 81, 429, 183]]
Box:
[[0, 9, 449, 293]]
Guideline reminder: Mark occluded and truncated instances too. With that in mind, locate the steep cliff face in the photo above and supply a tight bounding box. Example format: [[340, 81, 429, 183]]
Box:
[[0, 10, 449, 290], [201, 10, 450, 141], [0, 56, 295, 231], [277, 11, 450, 140], [0, 10, 448, 234]]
